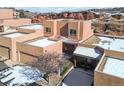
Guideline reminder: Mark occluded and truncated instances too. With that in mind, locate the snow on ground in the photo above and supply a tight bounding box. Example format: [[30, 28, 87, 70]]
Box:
[[62, 83, 68, 86], [103, 57, 124, 78], [93, 36, 124, 52], [0, 66, 44, 86]]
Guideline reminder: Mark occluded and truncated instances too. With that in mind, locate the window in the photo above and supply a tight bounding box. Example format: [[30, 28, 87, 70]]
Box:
[[69, 29, 77, 36], [0, 26, 4, 32], [45, 27, 51, 33]]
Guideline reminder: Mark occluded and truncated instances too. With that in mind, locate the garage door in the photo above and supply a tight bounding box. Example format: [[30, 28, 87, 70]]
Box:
[[19, 52, 38, 64], [0, 46, 10, 59]]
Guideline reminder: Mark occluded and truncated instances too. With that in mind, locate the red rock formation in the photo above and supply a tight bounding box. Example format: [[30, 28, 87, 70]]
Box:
[[31, 11, 96, 23]]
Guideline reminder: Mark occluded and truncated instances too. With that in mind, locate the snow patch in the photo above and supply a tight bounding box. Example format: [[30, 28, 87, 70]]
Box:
[[28, 38, 56, 47], [103, 57, 124, 78], [0, 66, 44, 86], [19, 24, 42, 30], [3, 33, 26, 38], [93, 36, 124, 52]]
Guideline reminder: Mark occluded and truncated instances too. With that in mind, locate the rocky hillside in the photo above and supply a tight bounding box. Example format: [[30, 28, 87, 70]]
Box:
[[31, 11, 97, 23]]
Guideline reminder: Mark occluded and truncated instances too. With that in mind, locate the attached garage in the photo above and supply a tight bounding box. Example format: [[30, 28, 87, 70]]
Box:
[[17, 38, 63, 64], [18, 52, 38, 64], [0, 45, 10, 59]]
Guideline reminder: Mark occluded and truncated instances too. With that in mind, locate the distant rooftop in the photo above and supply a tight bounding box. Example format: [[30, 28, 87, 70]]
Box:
[[46, 19, 91, 22], [18, 24, 42, 30], [3, 32, 26, 38], [27, 38, 56, 47], [103, 57, 124, 78]]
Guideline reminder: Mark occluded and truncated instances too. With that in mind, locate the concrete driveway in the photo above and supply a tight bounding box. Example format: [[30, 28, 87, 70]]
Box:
[[62, 68, 94, 86]]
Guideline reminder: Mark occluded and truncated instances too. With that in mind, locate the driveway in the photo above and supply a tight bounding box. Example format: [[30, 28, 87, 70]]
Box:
[[62, 68, 94, 86]]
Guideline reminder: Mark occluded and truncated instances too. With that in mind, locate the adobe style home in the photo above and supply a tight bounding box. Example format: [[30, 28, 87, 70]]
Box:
[[0, 9, 31, 33], [0, 31, 43, 62], [16, 38, 62, 64], [1, 8, 124, 86], [94, 51, 124, 86], [73, 34, 124, 85], [43, 19, 93, 55]]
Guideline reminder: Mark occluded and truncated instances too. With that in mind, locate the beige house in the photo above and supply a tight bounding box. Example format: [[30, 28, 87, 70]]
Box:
[[43, 19, 94, 54], [17, 23, 43, 34], [16, 38, 63, 64], [94, 51, 124, 86], [74, 34, 124, 85], [0, 9, 31, 33], [0, 31, 43, 62], [43, 19, 93, 41]]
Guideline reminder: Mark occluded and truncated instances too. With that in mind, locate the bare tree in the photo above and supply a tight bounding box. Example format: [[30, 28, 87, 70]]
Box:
[[27, 53, 67, 76]]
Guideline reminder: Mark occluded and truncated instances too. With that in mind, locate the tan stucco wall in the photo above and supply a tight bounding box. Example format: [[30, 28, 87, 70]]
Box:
[[3, 19, 31, 26], [43, 20, 54, 37], [19, 52, 38, 64], [16, 39, 62, 63], [0, 31, 43, 62], [18, 28, 43, 34], [57, 20, 68, 36], [94, 71, 124, 86], [82, 20, 94, 41], [43, 40, 63, 55], [0, 47, 10, 58], [43, 19, 93, 42], [94, 52, 124, 86], [17, 42, 43, 57], [68, 21, 79, 39], [0, 36, 12, 48], [0, 9, 14, 19], [17, 28, 35, 33], [0, 36, 15, 60], [105, 50, 124, 60]]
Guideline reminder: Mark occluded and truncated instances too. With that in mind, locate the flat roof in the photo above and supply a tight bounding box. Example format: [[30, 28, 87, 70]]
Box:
[[3, 32, 26, 38], [19, 24, 42, 30], [103, 57, 124, 78], [27, 38, 56, 47], [93, 36, 124, 52], [84, 35, 124, 53], [74, 46, 101, 59]]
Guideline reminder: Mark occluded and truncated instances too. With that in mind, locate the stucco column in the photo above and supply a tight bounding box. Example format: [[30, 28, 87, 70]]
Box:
[[53, 20, 57, 37], [77, 21, 80, 40], [11, 39, 17, 62]]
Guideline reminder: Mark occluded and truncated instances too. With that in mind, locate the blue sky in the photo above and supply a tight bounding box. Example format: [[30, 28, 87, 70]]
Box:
[[15, 7, 100, 13]]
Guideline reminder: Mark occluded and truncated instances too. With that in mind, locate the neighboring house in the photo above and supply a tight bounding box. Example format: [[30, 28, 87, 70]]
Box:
[[0, 9, 31, 32], [43, 19, 94, 54], [74, 34, 124, 85], [17, 23, 43, 34], [16, 38, 62, 63], [94, 50, 124, 85], [0, 31, 43, 62]]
